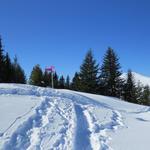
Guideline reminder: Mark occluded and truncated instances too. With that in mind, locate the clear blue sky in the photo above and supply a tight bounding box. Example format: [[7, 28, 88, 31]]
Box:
[[0, 0, 150, 78]]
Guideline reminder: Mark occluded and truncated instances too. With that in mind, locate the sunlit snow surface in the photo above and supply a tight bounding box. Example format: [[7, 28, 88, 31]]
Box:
[[122, 72, 150, 87], [0, 83, 150, 150]]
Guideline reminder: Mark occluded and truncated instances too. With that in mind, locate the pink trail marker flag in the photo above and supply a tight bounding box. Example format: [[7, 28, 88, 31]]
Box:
[[45, 66, 55, 72]]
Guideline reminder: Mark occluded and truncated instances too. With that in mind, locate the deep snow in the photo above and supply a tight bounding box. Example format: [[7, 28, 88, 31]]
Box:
[[0, 83, 150, 150]]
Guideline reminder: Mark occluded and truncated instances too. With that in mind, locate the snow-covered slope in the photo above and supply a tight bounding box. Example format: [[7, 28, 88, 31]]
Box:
[[0, 84, 150, 150], [122, 72, 150, 86]]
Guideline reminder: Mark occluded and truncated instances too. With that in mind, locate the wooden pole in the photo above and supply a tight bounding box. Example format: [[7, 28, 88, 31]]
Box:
[[51, 71, 54, 88]]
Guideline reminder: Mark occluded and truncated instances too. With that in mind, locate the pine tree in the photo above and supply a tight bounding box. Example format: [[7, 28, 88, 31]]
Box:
[[0, 37, 5, 82], [53, 72, 59, 88], [4, 52, 13, 83], [141, 85, 150, 106], [79, 49, 99, 93], [99, 47, 123, 98], [29, 64, 43, 86], [59, 75, 65, 89], [43, 71, 51, 87], [71, 72, 81, 91], [136, 82, 143, 104], [65, 75, 70, 89], [123, 70, 137, 103], [12, 56, 26, 83]]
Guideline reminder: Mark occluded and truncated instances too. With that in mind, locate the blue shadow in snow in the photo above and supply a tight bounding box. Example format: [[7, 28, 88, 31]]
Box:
[[74, 104, 92, 150], [136, 118, 150, 122]]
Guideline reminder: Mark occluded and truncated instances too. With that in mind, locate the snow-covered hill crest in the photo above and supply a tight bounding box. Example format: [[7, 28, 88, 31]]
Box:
[[122, 72, 150, 86]]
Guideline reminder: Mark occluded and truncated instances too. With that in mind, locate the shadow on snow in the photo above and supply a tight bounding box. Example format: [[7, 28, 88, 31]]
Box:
[[74, 104, 92, 150]]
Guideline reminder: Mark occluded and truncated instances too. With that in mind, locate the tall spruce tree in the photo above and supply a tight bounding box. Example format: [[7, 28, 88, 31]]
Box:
[[29, 64, 43, 86], [65, 75, 70, 89], [123, 70, 137, 103], [79, 49, 99, 93], [71, 72, 81, 91], [43, 71, 51, 87], [4, 52, 13, 83], [12, 56, 26, 83], [53, 72, 59, 88], [59, 75, 65, 89], [136, 82, 143, 104], [99, 47, 124, 98], [0, 37, 5, 82], [141, 85, 150, 106]]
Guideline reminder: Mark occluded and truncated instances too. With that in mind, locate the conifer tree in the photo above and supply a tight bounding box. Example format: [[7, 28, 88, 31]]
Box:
[[65, 75, 70, 89], [29, 64, 43, 86], [141, 85, 150, 106], [4, 52, 13, 82], [59, 75, 65, 89], [53, 72, 59, 88], [0, 37, 5, 82], [123, 70, 137, 103], [71, 72, 81, 91], [79, 49, 99, 93], [43, 71, 51, 87], [12, 56, 26, 83], [99, 47, 123, 98], [135, 82, 143, 104]]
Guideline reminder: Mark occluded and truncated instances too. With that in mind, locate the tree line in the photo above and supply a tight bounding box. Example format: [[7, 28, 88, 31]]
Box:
[[29, 48, 150, 106], [29, 64, 70, 89], [0, 36, 150, 106], [71, 48, 150, 106], [0, 37, 26, 83]]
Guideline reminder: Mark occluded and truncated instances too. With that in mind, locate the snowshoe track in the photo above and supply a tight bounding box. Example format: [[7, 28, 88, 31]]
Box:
[[1, 87, 126, 150]]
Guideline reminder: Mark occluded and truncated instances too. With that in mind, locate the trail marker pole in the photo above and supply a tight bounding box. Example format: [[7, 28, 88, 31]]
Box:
[[51, 71, 54, 89]]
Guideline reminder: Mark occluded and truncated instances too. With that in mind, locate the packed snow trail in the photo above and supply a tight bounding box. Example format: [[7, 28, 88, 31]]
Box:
[[1, 84, 150, 150], [52, 91, 125, 150], [74, 104, 91, 150]]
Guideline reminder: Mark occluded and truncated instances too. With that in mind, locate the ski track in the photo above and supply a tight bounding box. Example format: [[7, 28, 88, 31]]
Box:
[[74, 104, 92, 150], [0, 87, 126, 150], [0, 104, 37, 138], [59, 92, 125, 150], [3, 96, 75, 150]]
